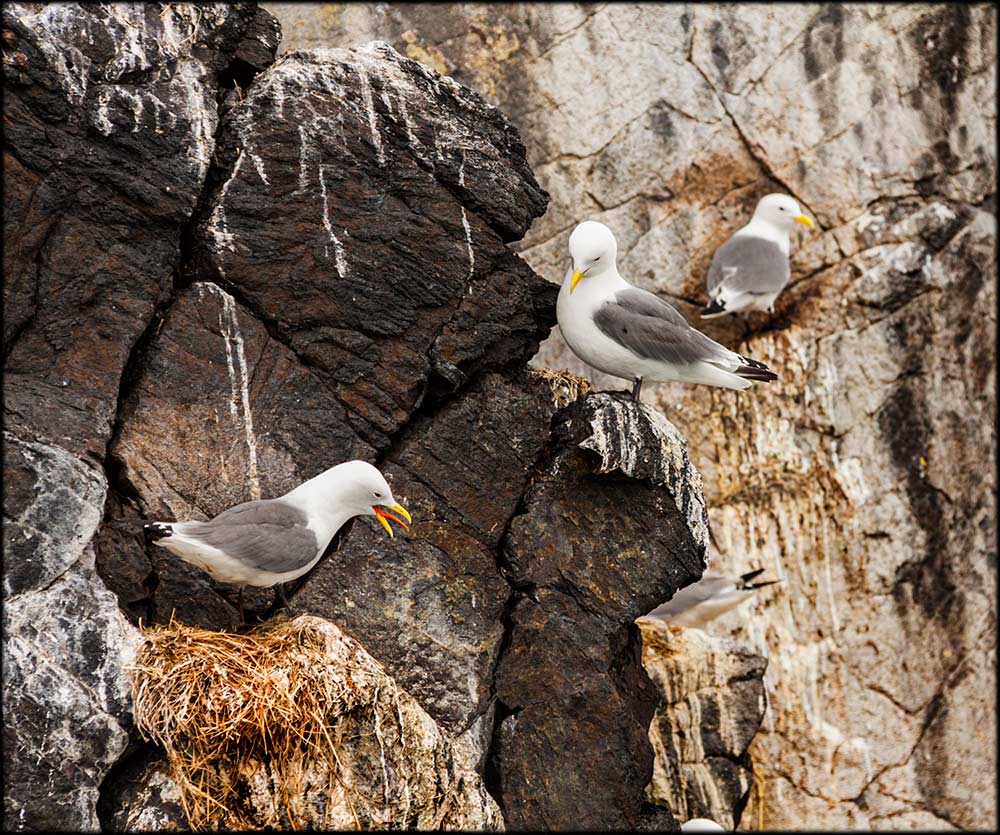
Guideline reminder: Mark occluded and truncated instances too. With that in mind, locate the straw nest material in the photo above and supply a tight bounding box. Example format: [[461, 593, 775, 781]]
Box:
[[530, 367, 594, 408], [128, 615, 502, 831]]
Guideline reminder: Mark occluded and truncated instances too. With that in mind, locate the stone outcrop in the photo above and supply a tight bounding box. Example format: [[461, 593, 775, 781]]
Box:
[[105, 616, 503, 831], [4, 4, 725, 831], [269, 3, 997, 828], [3, 433, 138, 832], [491, 394, 706, 830], [640, 620, 767, 831]]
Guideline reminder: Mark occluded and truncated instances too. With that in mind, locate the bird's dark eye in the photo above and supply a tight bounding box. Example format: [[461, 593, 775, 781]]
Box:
[[372, 491, 382, 499]]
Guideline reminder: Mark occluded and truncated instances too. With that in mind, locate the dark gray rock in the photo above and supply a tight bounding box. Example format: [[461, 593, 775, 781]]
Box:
[[296, 371, 560, 747], [2, 2, 279, 459], [491, 393, 707, 830], [194, 42, 552, 450]]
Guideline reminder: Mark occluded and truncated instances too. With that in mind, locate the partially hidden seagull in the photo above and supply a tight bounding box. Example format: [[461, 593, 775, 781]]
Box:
[[701, 193, 813, 318], [681, 819, 726, 832], [143, 460, 410, 617], [557, 220, 777, 400], [641, 568, 780, 630]]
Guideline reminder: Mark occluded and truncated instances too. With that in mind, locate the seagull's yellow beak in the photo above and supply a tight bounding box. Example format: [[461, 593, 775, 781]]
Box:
[[793, 214, 814, 228], [372, 503, 411, 538], [570, 269, 587, 292]]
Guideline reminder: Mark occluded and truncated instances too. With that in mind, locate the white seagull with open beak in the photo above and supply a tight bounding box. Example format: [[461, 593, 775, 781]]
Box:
[[144, 460, 411, 616]]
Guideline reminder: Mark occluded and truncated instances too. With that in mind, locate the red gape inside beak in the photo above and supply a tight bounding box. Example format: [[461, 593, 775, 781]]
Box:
[[372, 503, 411, 538]]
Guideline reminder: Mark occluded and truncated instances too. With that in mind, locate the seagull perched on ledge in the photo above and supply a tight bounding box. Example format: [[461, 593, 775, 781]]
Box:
[[557, 220, 777, 400], [702, 193, 813, 318], [144, 460, 410, 617], [641, 568, 780, 631]]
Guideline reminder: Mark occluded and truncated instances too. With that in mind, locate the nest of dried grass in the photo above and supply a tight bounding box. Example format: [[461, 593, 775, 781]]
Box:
[[530, 367, 594, 408], [129, 615, 464, 830]]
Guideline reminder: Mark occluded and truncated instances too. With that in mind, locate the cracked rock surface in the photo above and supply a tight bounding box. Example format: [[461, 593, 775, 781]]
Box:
[[270, 2, 997, 828], [640, 620, 767, 831], [4, 3, 717, 831]]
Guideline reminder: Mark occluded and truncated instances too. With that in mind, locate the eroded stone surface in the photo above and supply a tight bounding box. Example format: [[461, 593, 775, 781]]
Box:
[[640, 620, 767, 831], [194, 42, 551, 450], [492, 394, 706, 830], [2, 434, 140, 832], [296, 372, 559, 755], [3, 2, 278, 459]]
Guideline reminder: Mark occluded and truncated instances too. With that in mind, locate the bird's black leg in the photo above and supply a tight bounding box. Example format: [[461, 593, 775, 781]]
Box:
[[631, 376, 643, 401], [276, 583, 295, 614]]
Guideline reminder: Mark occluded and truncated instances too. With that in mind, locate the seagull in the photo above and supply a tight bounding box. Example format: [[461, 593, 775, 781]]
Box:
[[641, 568, 780, 630], [143, 460, 410, 617], [557, 220, 777, 400], [681, 818, 726, 832], [701, 193, 813, 318]]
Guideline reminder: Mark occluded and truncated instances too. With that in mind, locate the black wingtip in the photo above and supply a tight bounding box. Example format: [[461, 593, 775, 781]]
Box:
[[747, 579, 782, 590], [740, 567, 767, 583], [736, 355, 778, 382], [143, 522, 172, 544], [700, 298, 727, 318]]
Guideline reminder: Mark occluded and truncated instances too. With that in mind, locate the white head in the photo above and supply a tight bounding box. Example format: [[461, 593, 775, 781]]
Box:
[[567, 220, 617, 292], [680, 818, 726, 832], [310, 460, 411, 538], [751, 193, 814, 231]]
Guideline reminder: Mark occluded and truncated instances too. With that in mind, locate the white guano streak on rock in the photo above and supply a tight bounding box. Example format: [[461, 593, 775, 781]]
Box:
[[578, 394, 709, 550], [297, 124, 311, 190], [318, 164, 348, 277], [395, 91, 423, 157], [172, 58, 216, 181], [458, 159, 475, 278], [209, 149, 246, 258], [356, 65, 386, 165], [461, 208, 476, 280], [248, 148, 270, 186], [204, 283, 261, 500]]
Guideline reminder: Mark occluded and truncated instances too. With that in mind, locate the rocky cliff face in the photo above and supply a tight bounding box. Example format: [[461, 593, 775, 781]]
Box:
[[4, 4, 722, 831], [640, 620, 767, 831], [267, 2, 998, 829]]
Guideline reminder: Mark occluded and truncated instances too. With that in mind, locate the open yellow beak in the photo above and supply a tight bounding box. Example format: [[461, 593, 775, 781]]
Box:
[[793, 214, 814, 228], [570, 269, 586, 292], [373, 503, 411, 538]]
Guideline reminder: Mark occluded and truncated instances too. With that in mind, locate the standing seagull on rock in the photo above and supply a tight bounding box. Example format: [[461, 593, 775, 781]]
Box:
[[702, 193, 813, 318], [557, 220, 777, 400], [144, 460, 410, 618]]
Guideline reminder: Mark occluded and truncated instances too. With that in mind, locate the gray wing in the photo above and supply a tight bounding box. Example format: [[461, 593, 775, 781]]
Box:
[[593, 288, 737, 366], [645, 574, 736, 619], [183, 499, 320, 574], [707, 236, 789, 295]]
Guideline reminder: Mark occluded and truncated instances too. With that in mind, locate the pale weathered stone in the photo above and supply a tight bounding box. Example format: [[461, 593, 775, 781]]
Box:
[[639, 620, 767, 831], [2, 434, 141, 832]]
